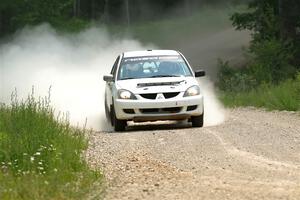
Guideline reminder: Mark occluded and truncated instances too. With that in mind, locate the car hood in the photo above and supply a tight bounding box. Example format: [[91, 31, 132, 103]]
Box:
[[116, 77, 199, 94]]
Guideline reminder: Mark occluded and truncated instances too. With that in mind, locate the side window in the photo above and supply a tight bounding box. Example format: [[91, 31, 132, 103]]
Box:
[[110, 56, 120, 77]]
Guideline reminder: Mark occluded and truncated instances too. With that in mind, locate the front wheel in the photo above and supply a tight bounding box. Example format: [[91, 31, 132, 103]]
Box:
[[191, 113, 204, 127], [111, 105, 127, 132]]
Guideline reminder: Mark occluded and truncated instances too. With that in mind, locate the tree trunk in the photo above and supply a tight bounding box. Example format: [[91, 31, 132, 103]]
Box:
[[0, 11, 2, 36], [77, 0, 81, 17], [279, 0, 298, 40], [91, 0, 96, 19], [185, 0, 191, 16], [73, 0, 81, 17], [279, 0, 300, 66], [125, 0, 130, 26], [278, 0, 283, 39], [73, 0, 77, 17], [102, 0, 110, 23]]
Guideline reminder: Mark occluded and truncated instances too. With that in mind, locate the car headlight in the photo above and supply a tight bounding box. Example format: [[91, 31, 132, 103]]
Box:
[[118, 89, 137, 100], [183, 85, 200, 97]]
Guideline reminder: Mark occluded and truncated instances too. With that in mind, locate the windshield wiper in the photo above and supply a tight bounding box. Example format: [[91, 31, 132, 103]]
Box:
[[121, 77, 136, 80], [150, 75, 180, 78]]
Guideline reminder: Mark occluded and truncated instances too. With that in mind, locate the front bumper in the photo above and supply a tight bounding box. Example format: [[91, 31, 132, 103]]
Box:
[[114, 95, 204, 121]]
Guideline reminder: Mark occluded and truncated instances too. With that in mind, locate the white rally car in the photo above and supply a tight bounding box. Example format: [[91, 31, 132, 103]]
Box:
[[103, 50, 205, 131]]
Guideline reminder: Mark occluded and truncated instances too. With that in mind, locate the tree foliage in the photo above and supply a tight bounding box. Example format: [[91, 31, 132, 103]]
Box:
[[0, 0, 244, 36], [230, 0, 300, 84]]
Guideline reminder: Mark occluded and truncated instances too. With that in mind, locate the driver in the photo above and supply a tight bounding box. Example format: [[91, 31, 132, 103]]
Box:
[[126, 63, 143, 78]]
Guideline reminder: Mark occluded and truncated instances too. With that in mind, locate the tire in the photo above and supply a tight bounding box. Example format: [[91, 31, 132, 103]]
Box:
[[191, 113, 204, 128], [111, 105, 126, 132]]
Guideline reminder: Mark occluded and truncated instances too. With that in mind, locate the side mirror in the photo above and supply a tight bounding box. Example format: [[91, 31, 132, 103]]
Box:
[[103, 75, 114, 82], [194, 70, 206, 77]]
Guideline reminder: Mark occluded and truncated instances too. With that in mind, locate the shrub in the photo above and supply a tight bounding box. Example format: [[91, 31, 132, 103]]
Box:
[[217, 39, 297, 93], [248, 39, 296, 84], [220, 73, 300, 111], [217, 59, 258, 92]]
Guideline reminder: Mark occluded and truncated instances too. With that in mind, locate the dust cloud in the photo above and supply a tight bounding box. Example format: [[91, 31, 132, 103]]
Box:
[[0, 24, 225, 131], [0, 24, 148, 130], [198, 78, 226, 127]]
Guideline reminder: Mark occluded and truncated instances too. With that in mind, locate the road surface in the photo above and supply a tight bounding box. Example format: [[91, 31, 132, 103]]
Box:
[[86, 108, 300, 200]]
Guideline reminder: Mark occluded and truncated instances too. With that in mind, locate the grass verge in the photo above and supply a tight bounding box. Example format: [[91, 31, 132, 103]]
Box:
[[220, 74, 300, 111], [0, 90, 103, 200]]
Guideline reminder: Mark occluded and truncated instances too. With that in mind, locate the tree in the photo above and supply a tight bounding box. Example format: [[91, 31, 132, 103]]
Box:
[[279, 0, 300, 40], [231, 0, 300, 83], [0, 0, 249, 37], [0, 0, 21, 35], [232, 0, 300, 42]]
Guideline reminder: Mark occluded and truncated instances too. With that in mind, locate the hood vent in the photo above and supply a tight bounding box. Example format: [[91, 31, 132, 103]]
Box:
[[137, 80, 184, 88]]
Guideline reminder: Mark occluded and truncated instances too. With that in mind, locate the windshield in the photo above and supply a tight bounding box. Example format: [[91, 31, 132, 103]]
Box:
[[117, 55, 193, 80]]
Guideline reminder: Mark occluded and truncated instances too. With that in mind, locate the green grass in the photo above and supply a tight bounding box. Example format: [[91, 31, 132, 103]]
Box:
[[0, 90, 103, 200], [220, 74, 300, 111]]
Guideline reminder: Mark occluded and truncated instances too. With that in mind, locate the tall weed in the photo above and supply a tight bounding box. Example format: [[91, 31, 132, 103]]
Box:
[[0, 90, 102, 200]]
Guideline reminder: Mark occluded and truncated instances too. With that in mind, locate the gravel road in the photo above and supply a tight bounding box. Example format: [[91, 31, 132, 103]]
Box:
[[86, 108, 300, 200]]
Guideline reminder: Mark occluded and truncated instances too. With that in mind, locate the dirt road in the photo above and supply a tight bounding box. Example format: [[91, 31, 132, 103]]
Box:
[[86, 108, 300, 200]]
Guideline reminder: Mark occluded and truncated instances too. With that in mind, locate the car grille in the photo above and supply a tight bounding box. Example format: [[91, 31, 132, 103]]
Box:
[[163, 92, 180, 99], [140, 107, 182, 114], [140, 93, 157, 100], [140, 92, 180, 100]]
